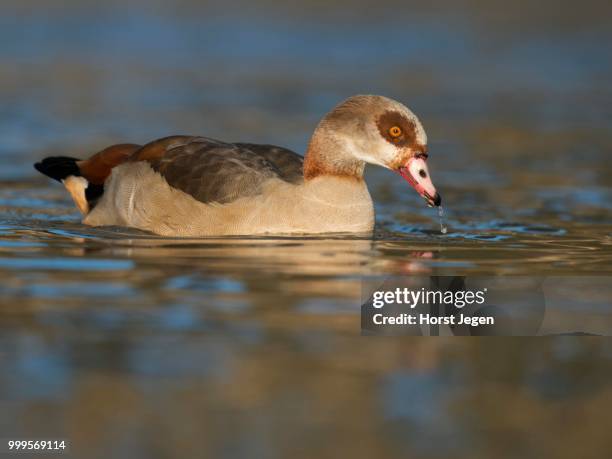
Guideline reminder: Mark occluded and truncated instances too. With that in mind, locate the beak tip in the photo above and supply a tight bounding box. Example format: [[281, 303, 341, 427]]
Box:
[[433, 193, 442, 207]]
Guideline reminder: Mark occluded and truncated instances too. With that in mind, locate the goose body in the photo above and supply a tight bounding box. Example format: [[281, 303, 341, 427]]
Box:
[[34, 95, 440, 236]]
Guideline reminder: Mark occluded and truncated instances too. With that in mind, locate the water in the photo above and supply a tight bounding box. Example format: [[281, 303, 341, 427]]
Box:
[[1, 1, 612, 457]]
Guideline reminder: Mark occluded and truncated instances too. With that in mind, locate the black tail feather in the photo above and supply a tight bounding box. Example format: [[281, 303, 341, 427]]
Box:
[[34, 156, 81, 182]]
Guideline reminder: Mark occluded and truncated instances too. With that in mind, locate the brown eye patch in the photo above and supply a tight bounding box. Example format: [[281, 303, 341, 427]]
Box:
[[376, 110, 417, 148]]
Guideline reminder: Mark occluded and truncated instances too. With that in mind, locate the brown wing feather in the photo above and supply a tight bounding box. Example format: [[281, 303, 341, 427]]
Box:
[[78, 143, 141, 185], [234, 143, 304, 183], [127, 135, 207, 162], [129, 136, 304, 204]]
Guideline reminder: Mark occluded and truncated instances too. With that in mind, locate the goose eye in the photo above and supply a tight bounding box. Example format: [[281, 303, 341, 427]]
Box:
[[389, 126, 402, 138]]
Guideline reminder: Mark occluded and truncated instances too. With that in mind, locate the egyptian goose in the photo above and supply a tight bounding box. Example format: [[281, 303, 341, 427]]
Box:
[[34, 95, 441, 236]]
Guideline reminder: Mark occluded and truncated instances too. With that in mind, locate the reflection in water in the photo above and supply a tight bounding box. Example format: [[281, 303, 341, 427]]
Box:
[[1, 0, 612, 456]]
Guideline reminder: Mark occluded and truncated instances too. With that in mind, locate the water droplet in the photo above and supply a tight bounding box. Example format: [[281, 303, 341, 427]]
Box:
[[438, 206, 448, 234]]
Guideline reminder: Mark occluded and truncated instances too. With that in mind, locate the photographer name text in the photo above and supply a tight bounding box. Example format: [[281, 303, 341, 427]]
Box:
[[372, 312, 494, 326]]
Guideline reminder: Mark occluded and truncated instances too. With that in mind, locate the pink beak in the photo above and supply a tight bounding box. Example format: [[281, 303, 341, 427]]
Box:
[[398, 156, 441, 207]]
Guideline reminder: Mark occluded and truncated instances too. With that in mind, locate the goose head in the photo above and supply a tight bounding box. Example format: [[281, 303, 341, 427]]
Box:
[[304, 94, 441, 207]]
